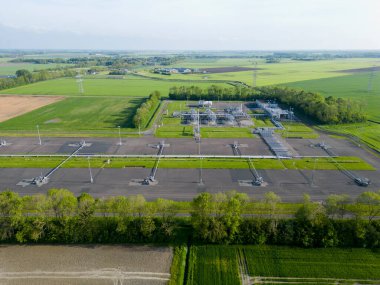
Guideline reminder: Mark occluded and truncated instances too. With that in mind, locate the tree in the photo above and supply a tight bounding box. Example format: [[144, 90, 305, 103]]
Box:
[[0, 191, 24, 241], [295, 194, 326, 226], [356, 191, 380, 222], [47, 189, 77, 219], [191, 192, 213, 241], [27, 194, 50, 242], [15, 69, 33, 82], [156, 198, 177, 237], [77, 193, 96, 220], [263, 192, 281, 219], [325, 194, 351, 219]]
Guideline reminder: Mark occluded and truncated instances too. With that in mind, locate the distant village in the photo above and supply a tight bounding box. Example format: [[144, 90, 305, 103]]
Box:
[[153, 67, 204, 75]]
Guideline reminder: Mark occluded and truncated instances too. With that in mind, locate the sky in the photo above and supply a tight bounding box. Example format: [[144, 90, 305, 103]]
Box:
[[0, 0, 379, 50]]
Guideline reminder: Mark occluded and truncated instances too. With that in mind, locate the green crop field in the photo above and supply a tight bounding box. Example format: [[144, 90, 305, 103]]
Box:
[[186, 245, 380, 284], [283, 71, 380, 150], [0, 77, 229, 97], [0, 156, 374, 171], [139, 58, 378, 86], [0, 97, 142, 132], [186, 245, 241, 285], [244, 246, 380, 281], [284, 71, 380, 121], [0, 62, 72, 75]]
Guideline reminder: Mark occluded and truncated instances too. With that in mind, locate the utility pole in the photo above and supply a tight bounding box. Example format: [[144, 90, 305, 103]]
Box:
[[36, 125, 42, 145], [253, 62, 258, 87], [198, 139, 203, 186], [88, 156, 93, 183], [368, 66, 375, 92], [311, 158, 318, 187], [117, 126, 122, 145]]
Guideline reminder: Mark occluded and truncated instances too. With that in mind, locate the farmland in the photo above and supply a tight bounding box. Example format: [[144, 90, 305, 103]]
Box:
[[139, 58, 379, 85], [0, 245, 173, 285], [283, 71, 380, 150], [0, 95, 63, 123], [0, 77, 229, 97], [284, 71, 380, 121], [0, 62, 72, 75], [0, 97, 142, 132], [186, 245, 380, 284]]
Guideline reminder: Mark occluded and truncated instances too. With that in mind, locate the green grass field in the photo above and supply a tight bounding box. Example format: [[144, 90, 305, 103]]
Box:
[[200, 127, 254, 138], [0, 156, 374, 170], [283, 71, 380, 150], [0, 77, 229, 97], [186, 245, 380, 284], [321, 122, 380, 151], [244, 246, 380, 280], [276, 122, 319, 139], [0, 62, 72, 75], [0, 97, 142, 132], [139, 58, 378, 86], [186, 245, 241, 285], [284, 71, 380, 121]]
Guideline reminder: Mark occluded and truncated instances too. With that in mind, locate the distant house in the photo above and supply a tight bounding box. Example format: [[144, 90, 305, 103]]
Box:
[[153, 67, 193, 75]]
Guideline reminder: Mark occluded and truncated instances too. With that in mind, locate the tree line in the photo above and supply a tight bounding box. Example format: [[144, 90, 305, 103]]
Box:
[[133, 91, 161, 128], [1, 190, 380, 247], [168, 85, 367, 124], [0, 68, 76, 91], [257, 86, 367, 124]]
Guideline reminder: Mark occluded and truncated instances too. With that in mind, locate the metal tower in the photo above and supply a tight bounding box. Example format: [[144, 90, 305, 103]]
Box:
[[76, 75, 84, 94], [253, 62, 258, 87], [368, 66, 376, 92]]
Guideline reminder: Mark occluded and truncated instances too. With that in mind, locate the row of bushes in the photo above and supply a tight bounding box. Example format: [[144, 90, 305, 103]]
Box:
[[0, 68, 77, 91], [168, 85, 366, 124], [132, 91, 161, 128], [1, 190, 380, 247]]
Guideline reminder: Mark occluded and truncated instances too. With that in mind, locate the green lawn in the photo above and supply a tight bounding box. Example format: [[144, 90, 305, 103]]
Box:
[[187, 245, 380, 284], [0, 97, 142, 132], [0, 156, 374, 171], [276, 122, 319, 139], [200, 127, 254, 138], [0, 77, 228, 97], [156, 125, 194, 138]]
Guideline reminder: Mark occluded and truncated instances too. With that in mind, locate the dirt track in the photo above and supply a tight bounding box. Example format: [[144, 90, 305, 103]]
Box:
[[0, 95, 62, 122]]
